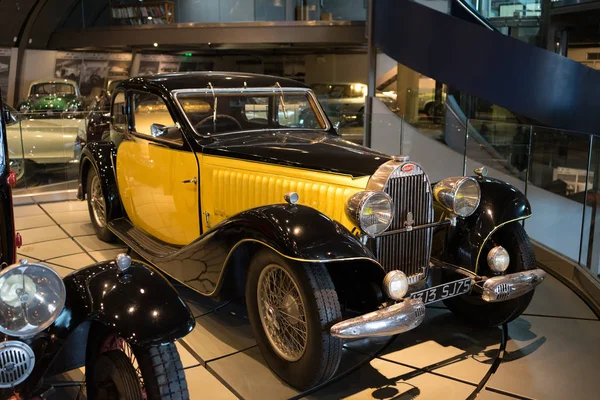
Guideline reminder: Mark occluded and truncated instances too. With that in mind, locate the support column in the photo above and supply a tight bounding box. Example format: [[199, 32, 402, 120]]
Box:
[[395, 63, 419, 124], [364, 0, 376, 148]]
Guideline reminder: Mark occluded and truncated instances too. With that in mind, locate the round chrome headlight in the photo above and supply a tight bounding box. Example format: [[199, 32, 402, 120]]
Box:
[[19, 104, 29, 112], [0, 261, 66, 337], [346, 191, 393, 236], [487, 246, 510, 273], [383, 270, 409, 300], [433, 177, 481, 217]]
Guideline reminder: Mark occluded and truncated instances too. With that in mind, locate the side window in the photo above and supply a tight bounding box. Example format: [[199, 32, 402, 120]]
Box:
[[111, 91, 127, 132], [132, 92, 182, 144]]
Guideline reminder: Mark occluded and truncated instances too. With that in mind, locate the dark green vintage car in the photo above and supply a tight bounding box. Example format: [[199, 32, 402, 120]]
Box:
[[17, 79, 83, 115]]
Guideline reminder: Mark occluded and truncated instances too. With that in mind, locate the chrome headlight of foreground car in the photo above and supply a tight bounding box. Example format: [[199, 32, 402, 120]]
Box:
[[0, 261, 66, 337], [433, 177, 481, 217], [346, 191, 393, 236]]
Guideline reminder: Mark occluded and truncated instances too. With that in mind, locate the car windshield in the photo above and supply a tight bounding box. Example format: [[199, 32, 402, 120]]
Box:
[[176, 89, 327, 136], [30, 83, 75, 96]]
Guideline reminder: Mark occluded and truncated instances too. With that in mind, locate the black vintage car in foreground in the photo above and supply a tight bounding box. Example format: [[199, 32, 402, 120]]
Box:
[[78, 72, 546, 390], [0, 91, 194, 399]]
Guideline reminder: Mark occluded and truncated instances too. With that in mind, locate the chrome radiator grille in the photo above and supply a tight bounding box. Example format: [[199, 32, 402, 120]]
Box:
[[376, 164, 434, 282]]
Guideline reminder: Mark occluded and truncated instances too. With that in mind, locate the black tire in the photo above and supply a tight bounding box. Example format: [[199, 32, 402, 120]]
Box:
[[444, 222, 536, 327], [93, 350, 144, 400], [86, 167, 116, 242], [134, 343, 189, 400], [246, 248, 343, 390], [424, 102, 435, 117], [87, 332, 189, 400]]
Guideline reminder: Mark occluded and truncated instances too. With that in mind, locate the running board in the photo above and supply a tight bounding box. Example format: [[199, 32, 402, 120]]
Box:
[[109, 218, 181, 259]]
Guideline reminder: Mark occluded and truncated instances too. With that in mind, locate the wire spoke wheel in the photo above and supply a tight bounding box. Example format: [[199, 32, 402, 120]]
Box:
[[257, 263, 308, 362], [90, 174, 107, 228], [100, 336, 146, 399]]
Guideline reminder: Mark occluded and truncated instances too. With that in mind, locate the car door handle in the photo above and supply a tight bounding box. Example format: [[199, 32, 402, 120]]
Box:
[[182, 177, 197, 184]]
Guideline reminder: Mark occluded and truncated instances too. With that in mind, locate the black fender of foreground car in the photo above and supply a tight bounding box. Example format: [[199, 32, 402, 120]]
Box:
[[7, 259, 194, 397], [58, 259, 195, 346], [78, 141, 123, 221], [148, 204, 384, 298], [433, 176, 531, 272]]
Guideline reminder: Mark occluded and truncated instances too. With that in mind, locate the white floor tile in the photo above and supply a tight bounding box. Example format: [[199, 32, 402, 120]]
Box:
[[47, 253, 96, 270], [61, 222, 96, 237], [41, 200, 88, 214], [15, 214, 54, 230], [89, 249, 129, 262], [51, 210, 91, 224], [19, 225, 67, 244], [176, 341, 200, 368], [18, 238, 83, 261], [75, 235, 124, 252], [185, 365, 236, 400], [49, 264, 77, 278], [13, 204, 44, 218]]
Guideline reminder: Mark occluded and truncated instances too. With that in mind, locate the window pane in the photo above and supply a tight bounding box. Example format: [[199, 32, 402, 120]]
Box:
[[133, 92, 181, 143], [177, 91, 325, 135], [111, 91, 127, 131]]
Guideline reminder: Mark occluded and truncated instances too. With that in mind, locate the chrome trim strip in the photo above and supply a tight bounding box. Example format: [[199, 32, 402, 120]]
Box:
[[330, 298, 425, 338], [378, 220, 451, 237]]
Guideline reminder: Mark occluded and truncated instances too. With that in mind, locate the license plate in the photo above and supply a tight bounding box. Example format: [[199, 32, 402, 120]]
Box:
[[409, 277, 472, 305]]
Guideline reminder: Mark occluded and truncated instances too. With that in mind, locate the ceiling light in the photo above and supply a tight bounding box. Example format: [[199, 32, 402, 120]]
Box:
[[153, 42, 158, 47]]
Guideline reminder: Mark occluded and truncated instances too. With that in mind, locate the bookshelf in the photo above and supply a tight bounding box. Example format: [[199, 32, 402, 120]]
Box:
[[111, 1, 175, 25]]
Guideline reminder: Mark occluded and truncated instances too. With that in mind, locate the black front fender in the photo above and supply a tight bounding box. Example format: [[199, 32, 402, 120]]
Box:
[[433, 176, 531, 271], [78, 141, 123, 221], [148, 204, 383, 297], [58, 259, 195, 346]]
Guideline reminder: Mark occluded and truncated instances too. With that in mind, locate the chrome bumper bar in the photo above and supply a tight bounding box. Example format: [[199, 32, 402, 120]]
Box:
[[330, 298, 426, 339], [481, 268, 547, 302]]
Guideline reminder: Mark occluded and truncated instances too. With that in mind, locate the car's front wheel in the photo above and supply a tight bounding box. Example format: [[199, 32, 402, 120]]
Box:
[[444, 222, 536, 327], [86, 167, 115, 242], [86, 334, 189, 400], [246, 248, 343, 390]]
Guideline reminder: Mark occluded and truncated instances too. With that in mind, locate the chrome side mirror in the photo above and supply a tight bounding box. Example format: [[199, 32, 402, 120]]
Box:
[[150, 123, 180, 139]]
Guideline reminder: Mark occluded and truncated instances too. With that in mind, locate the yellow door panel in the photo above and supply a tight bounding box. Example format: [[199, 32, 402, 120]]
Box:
[[117, 139, 199, 245], [200, 155, 369, 232]]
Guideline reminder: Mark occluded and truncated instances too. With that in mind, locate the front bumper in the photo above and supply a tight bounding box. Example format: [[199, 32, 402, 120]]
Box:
[[481, 268, 546, 302], [330, 298, 426, 339]]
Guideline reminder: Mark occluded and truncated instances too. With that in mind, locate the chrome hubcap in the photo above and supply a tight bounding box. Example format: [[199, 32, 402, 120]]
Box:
[[9, 159, 24, 181], [257, 264, 308, 362], [90, 175, 107, 228]]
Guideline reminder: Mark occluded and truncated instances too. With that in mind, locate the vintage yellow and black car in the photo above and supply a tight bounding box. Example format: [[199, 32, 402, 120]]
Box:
[[77, 72, 546, 390]]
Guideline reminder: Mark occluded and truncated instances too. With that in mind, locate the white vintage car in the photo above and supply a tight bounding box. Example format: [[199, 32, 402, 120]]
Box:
[[5, 105, 85, 182]]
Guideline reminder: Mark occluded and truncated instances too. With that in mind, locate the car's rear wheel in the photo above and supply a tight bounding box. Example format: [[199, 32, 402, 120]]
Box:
[[86, 167, 115, 242], [246, 248, 343, 390], [444, 222, 536, 327]]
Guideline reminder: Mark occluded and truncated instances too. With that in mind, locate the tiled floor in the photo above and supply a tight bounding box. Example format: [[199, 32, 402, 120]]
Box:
[[13, 197, 600, 400]]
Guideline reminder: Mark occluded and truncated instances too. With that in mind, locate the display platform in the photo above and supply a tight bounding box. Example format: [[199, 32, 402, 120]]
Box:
[[13, 195, 600, 400]]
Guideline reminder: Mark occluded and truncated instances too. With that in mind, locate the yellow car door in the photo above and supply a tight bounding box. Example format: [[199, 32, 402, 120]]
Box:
[[115, 91, 200, 246]]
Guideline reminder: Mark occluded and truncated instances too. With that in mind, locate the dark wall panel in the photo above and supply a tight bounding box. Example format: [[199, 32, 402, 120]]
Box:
[[374, 0, 600, 134]]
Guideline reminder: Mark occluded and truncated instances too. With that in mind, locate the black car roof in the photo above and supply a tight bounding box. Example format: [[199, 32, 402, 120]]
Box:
[[125, 72, 308, 92]]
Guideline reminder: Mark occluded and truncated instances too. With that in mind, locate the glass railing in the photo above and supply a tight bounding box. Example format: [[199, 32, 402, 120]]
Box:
[[369, 100, 600, 284], [6, 111, 87, 197]]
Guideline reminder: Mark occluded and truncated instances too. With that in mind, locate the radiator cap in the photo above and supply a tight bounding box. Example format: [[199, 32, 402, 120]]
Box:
[[393, 155, 409, 162]]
